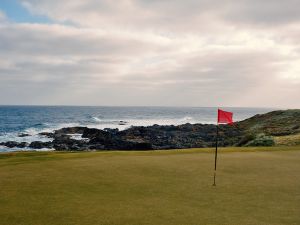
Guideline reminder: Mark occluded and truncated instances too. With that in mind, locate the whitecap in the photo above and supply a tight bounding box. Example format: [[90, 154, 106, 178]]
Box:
[[179, 116, 193, 122], [92, 117, 102, 122]]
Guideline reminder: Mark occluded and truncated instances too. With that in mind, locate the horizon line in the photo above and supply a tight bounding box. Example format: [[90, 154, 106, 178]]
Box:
[[0, 104, 285, 109]]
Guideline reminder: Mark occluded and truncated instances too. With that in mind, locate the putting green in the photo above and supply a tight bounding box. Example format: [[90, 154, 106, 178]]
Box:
[[0, 147, 299, 225]]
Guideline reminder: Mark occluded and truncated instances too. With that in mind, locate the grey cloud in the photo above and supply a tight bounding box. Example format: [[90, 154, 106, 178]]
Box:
[[124, 50, 283, 82], [0, 24, 163, 57], [223, 0, 300, 26], [0, 23, 170, 84], [0, 1, 299, 107], [137, 0, 300, 27]]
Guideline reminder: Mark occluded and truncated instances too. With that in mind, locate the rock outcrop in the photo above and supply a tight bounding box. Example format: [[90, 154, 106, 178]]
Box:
[[1, 109, 299, 151], [37, 123, 242, 150]]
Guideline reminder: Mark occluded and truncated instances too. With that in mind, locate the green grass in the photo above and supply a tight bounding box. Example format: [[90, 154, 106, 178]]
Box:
[[1, 147, 300, 225], [274, 134, 300, 146]]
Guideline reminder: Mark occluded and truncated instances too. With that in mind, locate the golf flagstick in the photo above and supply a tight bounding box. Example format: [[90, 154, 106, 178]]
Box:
[[213, 124, 218, 186], [213, 109, 233, 186]]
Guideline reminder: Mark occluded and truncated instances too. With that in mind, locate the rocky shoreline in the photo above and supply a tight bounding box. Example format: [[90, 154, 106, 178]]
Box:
[[0, 124, 241, 151], [1, 110, 299, 151]]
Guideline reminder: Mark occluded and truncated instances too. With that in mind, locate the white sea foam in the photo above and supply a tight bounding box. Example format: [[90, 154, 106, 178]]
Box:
[[0, 145, 54, 152], [180, 116, 193, 122], [68, 134, 89, 141], [82, 117, 214, 131], [92, 117, 102, 122]]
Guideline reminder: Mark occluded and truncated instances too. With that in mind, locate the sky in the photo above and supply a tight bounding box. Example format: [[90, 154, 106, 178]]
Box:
[[0, 0, 299, 107]]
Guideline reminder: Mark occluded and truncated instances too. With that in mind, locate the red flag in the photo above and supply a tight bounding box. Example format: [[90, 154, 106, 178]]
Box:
[[217, 109, 233, 125]]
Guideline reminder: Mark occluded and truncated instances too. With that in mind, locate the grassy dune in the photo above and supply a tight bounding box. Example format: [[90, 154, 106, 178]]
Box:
[[274, 134, 300, 146], [1, 147, 300, 225]]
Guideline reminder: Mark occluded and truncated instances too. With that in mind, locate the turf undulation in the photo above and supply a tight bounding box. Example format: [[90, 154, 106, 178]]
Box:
[[0, 147, 300, 225]]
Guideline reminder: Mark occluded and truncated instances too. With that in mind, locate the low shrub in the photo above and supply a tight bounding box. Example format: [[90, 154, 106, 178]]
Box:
[[245, 133, 275, 147]]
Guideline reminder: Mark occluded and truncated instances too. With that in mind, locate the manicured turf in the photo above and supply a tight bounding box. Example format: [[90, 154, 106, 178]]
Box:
[[0, 147, 300, 225]]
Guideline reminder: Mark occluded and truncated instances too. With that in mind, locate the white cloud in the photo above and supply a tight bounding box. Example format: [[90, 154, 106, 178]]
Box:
[[0, 1, 299, 107]]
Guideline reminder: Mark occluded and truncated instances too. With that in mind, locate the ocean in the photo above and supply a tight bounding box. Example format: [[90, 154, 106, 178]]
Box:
[[0, 106, 274, 152]]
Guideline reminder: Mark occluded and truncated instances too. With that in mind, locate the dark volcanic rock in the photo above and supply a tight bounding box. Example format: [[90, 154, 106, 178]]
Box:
[[107, 139, 153, 150], [1, 141, 29, 148], [117, 123, 242, 149], [18, 133, 31, 137], [82, 127, 153, 150], [52, 134, 72, 144], [18, 142, 29, 148], [39, 132, 55, 138], [1, 141, 19, 148], [88, 144, 105, 150], [82, 128, 108, 139], [54, 127, 87, 135], [0, 122, 244, 150], [29, 141, 53, 149], [52, 134, 88, 150], [103, 128, 119, 135]]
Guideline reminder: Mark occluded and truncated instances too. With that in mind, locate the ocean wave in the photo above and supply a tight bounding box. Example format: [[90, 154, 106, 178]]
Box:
[[0, 122, 81, 143], [179, 116, 193, 122], [0, 145, 54, 152], [92, 117, 102, 122]]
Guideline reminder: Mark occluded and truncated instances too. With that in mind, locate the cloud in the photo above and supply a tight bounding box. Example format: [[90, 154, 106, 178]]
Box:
[[0, 1, 299, 107], [222, 0, 300, 26], [21, 0, 300, 31]]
